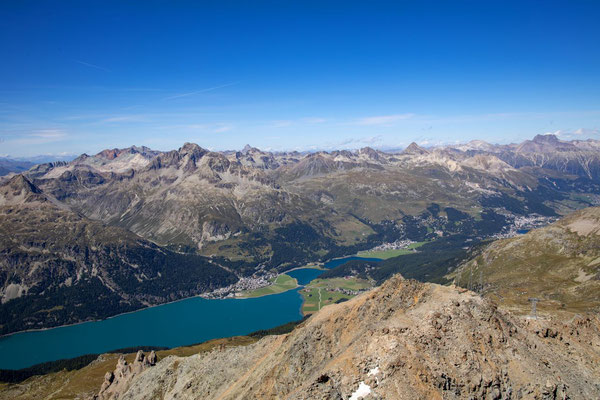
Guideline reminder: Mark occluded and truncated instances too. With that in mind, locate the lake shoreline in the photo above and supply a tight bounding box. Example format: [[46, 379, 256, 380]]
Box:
[[0, 255, 379, 341], [0, 288, 306, 370]]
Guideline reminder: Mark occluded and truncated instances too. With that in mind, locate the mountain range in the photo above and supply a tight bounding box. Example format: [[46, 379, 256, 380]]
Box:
[[3, 206, 600, 398], [0, 155, 77, 177], [0, 175, 235, 334], [2, 133, 600, 334], [0, 159, 35, 177]]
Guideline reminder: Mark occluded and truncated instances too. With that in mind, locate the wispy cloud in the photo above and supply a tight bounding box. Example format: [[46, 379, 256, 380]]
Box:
[[102, 115, 146, 123], [302, 117, 327, 124], [214, 125, 233, 133], [548, 128, 600, 139], [2, 129, 69, 145], [417, 139, 444, 147], [338, 135, 383, 146], [269, 120, 293, 128], [152, 123, 234, 134], [355, 113, 414, 126], [74, 60, 111, 72], [30, 129, 67, 139], [163, 82, 239, 100], [574, 128, 600, 136], [419, 110, 600, 125]]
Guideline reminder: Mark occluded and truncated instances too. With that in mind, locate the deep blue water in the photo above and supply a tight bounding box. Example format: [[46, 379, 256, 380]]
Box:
[[287, 268, 325, 285], [0, 255, 381, 370], [287, 256, 382, 285], [0, 289, 303, 370], [324, 256, 382, 269]]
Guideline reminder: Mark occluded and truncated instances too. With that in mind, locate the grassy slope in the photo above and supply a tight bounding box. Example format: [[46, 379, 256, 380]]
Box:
[[300, 277, 373, 314], [448, 207, 600, 316]]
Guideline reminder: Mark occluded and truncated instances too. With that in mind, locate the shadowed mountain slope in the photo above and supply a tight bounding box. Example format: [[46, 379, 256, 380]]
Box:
[[0, 176, 236, 335]]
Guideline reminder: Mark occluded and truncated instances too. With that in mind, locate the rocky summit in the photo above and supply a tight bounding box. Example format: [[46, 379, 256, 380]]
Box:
[[90, 276, 600, 399]]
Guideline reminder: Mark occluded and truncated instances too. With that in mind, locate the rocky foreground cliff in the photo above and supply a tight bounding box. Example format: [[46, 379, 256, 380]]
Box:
[[93, 276, 600, 399]]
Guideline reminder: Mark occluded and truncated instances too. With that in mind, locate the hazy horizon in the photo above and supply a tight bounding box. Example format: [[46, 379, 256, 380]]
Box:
[[1, 130, 597, 161], [1, 1, 599, 157]]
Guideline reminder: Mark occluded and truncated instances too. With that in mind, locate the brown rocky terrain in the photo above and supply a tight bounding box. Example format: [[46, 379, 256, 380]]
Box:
[[95, 351, 157, 400], [91, 276, 600, 399]]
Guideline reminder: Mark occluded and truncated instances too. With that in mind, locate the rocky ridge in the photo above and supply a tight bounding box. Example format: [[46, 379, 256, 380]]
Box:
[[97, 276, 600, 399]]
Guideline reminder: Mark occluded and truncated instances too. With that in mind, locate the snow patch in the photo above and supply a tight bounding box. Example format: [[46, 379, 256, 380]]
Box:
[[349, 382, 372, 400]]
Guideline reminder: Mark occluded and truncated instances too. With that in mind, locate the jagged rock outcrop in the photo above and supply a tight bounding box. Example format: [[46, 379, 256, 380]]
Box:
[[95, 351, 157, 400], [0, 175, 46, 205], [105, 277, 600, 399]]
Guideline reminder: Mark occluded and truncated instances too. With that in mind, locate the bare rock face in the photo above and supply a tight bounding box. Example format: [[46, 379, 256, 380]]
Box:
[[95, 351, 157, 400], [106, 277, 600, 399]]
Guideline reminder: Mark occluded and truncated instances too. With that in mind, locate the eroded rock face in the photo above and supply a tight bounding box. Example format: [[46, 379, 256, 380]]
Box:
[[103, 277, 600, 399], [95, 351, 157, 400]]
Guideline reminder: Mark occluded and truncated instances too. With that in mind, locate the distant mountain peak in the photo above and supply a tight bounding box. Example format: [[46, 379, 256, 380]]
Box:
[[96, 148, 121, 160], [242, 144, 261, 154], [179, 142, 208, 158], [0, 174, 46, 204], [402, 142, 429, 155], [517, 133, 576, 153], [72, 153, 90, 163], [358, 146, 382, 160], [6, 174, 41, 193], [532, 134, 560, 143], [96, 146, 158, 160]]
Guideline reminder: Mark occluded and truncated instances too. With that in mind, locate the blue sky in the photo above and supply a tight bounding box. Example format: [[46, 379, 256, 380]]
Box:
[[1, 1, 599, 157]]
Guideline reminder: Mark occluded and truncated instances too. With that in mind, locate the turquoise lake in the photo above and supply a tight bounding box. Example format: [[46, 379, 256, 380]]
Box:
[[1, 255, 381, 370], [287, 256, 381, 285], [286, 268, 325, 285], [0, 289, 304, 370]]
